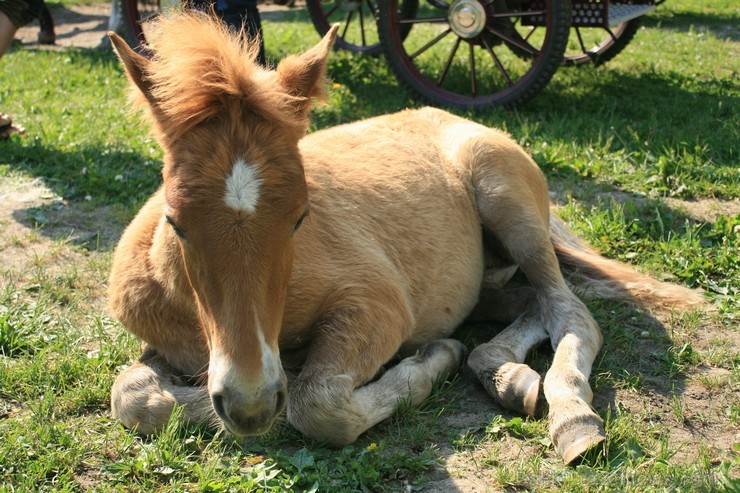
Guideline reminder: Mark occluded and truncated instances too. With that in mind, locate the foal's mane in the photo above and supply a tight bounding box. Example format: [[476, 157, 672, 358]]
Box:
[[134, 11, 308, 139]]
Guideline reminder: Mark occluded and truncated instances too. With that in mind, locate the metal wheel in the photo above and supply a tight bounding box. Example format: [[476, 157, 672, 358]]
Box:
[[563, 17, 641, 66], [377, 0, 572, 109], [306, 0, 417, 54]]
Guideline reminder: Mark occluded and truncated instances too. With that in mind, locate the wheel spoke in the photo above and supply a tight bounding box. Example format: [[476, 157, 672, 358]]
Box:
[[489, 9, 547, 17], [365, 0, 377, 14], [409, 28, 452, 59], [399, 16, 449, 24], [342, 10, 355, 39], [524, 25, 537, 42], [604, 27, 617, 42], [469, 43, 477, 97], [324, 4, 339, 19], [426, 0, 450, 9], [485, 26, 537, 55], [575, 27, 588, 54], [482, 36, 514, 86], [358, 4, 367, 46], [437, 37, 462, 87]]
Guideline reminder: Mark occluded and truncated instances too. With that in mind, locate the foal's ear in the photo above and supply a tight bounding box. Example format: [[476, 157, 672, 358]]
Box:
[[108, 32, 155, 102], [276, 25, 339, 112]]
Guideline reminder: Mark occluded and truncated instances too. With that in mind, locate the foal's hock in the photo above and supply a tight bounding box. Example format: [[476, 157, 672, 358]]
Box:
[[107, 11, 702, 463]]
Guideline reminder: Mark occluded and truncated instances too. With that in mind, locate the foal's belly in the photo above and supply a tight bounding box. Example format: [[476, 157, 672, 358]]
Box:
[[401, 219, 485, 352]]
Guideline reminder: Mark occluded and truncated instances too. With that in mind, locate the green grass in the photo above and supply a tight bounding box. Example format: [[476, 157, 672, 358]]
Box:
[[1, 0, 739, 490]]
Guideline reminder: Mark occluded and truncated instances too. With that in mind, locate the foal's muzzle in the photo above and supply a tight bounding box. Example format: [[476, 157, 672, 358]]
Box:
[[208, 347, 288, 436], [210, 380, 287, 435]]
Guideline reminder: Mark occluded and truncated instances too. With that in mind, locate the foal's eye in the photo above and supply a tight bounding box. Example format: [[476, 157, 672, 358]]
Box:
[[165, 215, 186, 240], [294, 211, 309, 232]]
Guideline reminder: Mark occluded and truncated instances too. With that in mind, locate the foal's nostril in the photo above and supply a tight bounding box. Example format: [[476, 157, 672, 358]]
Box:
[[211, 385, 286, 435], [211, 392, 227, 420], [275, 388, 287, 414]]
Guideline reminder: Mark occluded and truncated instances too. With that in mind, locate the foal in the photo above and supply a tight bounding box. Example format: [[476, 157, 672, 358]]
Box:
[[107, 12, 702, 463]]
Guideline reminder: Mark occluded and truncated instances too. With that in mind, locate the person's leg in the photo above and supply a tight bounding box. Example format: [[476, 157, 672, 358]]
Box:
[[1, 0, 44, 56], [0, 10, 19, 57], [216, 0, 265, 65], [186, 0, 265, 65], [1, 10, 20, 139]]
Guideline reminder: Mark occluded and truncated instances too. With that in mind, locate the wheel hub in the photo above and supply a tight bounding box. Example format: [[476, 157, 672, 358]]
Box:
[[448, 0, 487, 39]]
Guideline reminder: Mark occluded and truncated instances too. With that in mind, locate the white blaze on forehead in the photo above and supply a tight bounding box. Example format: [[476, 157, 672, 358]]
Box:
[[224, 159, 262, 212]]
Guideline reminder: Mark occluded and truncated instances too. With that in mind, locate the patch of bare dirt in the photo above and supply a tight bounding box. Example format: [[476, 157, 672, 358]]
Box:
[[552, 187, 740, 225], [0, 177, 118, 314], [14, 1, 305, 51], [0, 392, 22, 419], [15, 4, 111, 50], [663, 197, 740, 223]]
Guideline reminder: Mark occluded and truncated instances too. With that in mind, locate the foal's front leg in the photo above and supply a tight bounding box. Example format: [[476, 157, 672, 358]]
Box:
[[286, 291, 466, 447], [111, 347, 219, 434]]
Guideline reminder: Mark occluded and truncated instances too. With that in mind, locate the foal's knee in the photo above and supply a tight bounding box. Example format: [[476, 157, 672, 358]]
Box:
[[111, 361, 177, 434], [111, 353, 217, 434], [287, 374, 366, 447]]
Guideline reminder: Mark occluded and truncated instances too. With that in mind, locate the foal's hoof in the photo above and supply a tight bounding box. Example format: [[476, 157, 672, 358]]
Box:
[[550, 411, 606, 464], [493, 363, 543, 418]]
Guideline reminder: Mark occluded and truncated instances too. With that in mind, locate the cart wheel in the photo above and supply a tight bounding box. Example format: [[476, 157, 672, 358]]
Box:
[[306, 0, 417, 54], [563, 18, 641, 66], [377, 0, 571, 108]]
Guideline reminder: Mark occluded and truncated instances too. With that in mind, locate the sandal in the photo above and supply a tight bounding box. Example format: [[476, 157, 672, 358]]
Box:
[[0, 113, 26, 140]]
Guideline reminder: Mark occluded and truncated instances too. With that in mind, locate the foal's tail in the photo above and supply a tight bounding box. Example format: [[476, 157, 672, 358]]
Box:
[[549, 213, 704, 310]]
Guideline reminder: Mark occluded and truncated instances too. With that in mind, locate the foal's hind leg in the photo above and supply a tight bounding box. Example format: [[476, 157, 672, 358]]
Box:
[[468, 306, 548, 417], [472, 146, 605, 463]]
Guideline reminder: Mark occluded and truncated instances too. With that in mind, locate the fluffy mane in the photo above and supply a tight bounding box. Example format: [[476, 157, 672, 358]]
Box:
[[132, 11, 308, 139]]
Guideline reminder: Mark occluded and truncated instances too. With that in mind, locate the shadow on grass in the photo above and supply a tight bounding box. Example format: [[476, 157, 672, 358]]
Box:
[[321, 51, 735, 164], [261, 6, 313, 24], [4, 140, 158, 250], [11, 201, 126, 251], [644, 11, 740, 41], [513, 70, 732, 158], [3, 140, 160, 206]]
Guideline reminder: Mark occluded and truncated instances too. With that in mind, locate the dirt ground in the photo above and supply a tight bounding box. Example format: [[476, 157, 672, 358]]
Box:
[[14, 1, 297, 50], [15, 3, 113, 49]]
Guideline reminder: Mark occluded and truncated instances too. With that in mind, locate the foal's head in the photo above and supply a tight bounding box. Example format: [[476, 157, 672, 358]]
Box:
[[110, 13, 337, 435]]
